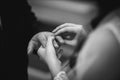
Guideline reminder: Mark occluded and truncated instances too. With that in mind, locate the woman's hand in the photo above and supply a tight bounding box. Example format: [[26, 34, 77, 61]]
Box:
[[52, 23, 87, 47], [27, 31, 59, 55], [37, 36, 62, 76], [37, 36, 57, 61]]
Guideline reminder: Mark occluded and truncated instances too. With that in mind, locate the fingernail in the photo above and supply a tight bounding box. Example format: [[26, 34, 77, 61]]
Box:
[[54, 43, 59, 48]]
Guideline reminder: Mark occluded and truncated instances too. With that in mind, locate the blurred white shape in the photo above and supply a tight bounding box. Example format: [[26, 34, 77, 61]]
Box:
[[29, 0, 96, 14], [28, 0, 97, 26], [32, 7, 95, 24]]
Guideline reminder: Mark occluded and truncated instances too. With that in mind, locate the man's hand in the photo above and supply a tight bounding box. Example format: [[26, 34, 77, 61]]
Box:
[[53, 23, 87, 46], [27, 31, 59, 55]]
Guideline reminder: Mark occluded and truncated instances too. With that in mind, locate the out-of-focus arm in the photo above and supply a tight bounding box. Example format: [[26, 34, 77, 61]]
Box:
[[72, 25, 120, 80]]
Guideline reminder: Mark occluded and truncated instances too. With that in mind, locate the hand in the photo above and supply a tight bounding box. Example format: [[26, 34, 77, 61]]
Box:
[[53, 23, 87, 46], [37, 36, 61, 63], [37, 36, 57, 60], [27, 31, 59, 55], [37, 36, 61, 76]]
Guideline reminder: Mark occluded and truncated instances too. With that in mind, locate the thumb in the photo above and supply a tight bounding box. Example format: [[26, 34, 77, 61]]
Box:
[[46, 36, 56, 54], [46, 36, 55, 47]]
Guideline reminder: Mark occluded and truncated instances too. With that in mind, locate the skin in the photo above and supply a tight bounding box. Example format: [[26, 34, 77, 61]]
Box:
[[27, 23, 88, 60], [37, 15, 120, 80], [27, 18, 120, 80], [27, 31, 59, 55], [42, 21, 120, 80], [27, 0, 120, 79], [37, 36, 62, 77], [53, 23, 88, 47], [74, 23, 120, 80]]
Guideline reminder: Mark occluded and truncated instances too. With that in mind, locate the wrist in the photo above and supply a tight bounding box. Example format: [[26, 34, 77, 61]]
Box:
[[46, 56, 62, 76]]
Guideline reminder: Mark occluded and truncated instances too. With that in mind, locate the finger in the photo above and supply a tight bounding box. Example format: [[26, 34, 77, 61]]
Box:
[[39, 32, 54, 48], [27, 33, 40, 55], [57, 49, 63, 59], [46, 36, 61, 64], [27, 40, 38, 55], [52, 23, 68, 33], [55, 36, 64, 44], [37, 34, 47, 48], [52, 23, 74, 33], [64, 40, 77, 46], [46, 36, 56, 50], [37, 46, 45, 57], [53, 40, 59, 48], [46, 36, 56, 55], [54, 27, 74, 35], [47, 36, 55, 46]]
